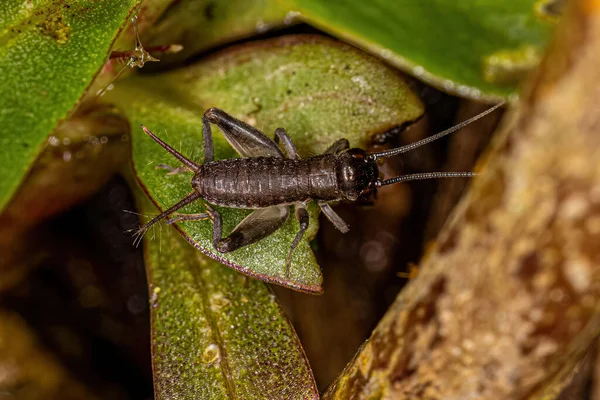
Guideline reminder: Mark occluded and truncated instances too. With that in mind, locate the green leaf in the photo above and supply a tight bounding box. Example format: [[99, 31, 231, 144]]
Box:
[[107, 35, 423, 293], [138, 193, 318, 399], [0, 0, 140, 211], [283, 0, 553, 99]]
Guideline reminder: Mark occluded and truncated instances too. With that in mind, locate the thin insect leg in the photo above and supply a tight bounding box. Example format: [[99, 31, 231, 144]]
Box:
[[286, 204, 309, 278], [323, 138, 350, 155], [132, 14, 143, 50], [129, 14, 159, 68], [202, 113, 215, 163], [96, 64, 130, 97], [141, 125, 200, 171], [166, 212, 210, 224], [318, 201, 349, 233], [274, 128, 299, 159], [132, 192, 201, 246], [156, 163, 192, 175], [206, 206, 224, 251]]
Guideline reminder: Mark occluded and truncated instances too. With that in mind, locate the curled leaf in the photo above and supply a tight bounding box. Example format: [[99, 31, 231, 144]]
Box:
[[283, 0, 553, 100]]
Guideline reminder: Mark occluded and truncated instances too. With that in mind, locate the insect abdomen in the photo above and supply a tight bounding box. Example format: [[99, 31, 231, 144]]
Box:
[[195, 156, 342, 208]]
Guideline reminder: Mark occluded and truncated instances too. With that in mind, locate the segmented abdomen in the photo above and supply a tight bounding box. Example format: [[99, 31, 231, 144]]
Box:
[[195, 155, 341, 208]]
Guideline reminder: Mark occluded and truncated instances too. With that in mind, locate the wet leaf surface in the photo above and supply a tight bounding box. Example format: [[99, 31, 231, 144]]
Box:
[[0, 0, 140, 211], [284, 0, 554, 100], [137, 192, 318, 399], [106, 35, 423, 293]]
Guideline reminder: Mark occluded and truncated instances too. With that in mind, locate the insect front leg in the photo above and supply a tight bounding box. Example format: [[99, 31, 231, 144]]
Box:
[[286, 203, 309, 278], [318, 201, 349, 233], [274, 128, 299, 159]]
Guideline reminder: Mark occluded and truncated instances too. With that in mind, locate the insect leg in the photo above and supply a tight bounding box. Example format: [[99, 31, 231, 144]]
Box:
[[318, 201, 349, 233], [201, 113, 215, 163], [274, 128, 299, 159], [286, 204, 309, 278], [323, 138, 350, 154], [211, 206, 290, 255], [203, 108, 284, 158]]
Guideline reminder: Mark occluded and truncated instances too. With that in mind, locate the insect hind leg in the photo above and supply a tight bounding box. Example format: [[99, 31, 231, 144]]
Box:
[[210, 206, 290, 257]]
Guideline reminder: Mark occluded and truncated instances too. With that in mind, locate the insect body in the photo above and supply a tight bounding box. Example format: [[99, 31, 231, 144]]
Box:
[[135, 104, 503, 277]]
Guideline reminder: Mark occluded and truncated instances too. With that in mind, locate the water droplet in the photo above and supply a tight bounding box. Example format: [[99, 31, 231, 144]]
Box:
[[202, 344, 220, 365], [48, 136, 60, 146], [151, 286, 161, 308], [351, 75, 368, 89], [443, 80, 455, 91], [256, 19, 268, 33], [379, 49, 392, 60], [62, 151, 72, 162], [412, 66, 425, 77], [100, 136, 108, 144], [284, 11, 301, 25]]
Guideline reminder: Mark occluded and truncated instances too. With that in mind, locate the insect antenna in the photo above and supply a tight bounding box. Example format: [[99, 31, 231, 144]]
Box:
[[141, 125, 201, 171], [376, 171, 477, 187], [132, 192, 202, 246], [367, 102, 504, 161]]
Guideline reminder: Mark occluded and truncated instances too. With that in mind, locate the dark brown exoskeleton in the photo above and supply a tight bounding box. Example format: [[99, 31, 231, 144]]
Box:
[[134, 104, 503, 277]]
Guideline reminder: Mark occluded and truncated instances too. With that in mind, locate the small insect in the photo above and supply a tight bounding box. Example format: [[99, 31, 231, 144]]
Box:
[[96, 14, 159, 97], [134, 103, 503, 277]]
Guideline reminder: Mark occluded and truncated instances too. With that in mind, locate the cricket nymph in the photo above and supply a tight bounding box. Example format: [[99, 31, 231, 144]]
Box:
[[134, 105, 503, 279], [193, 150, 379, 208]]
